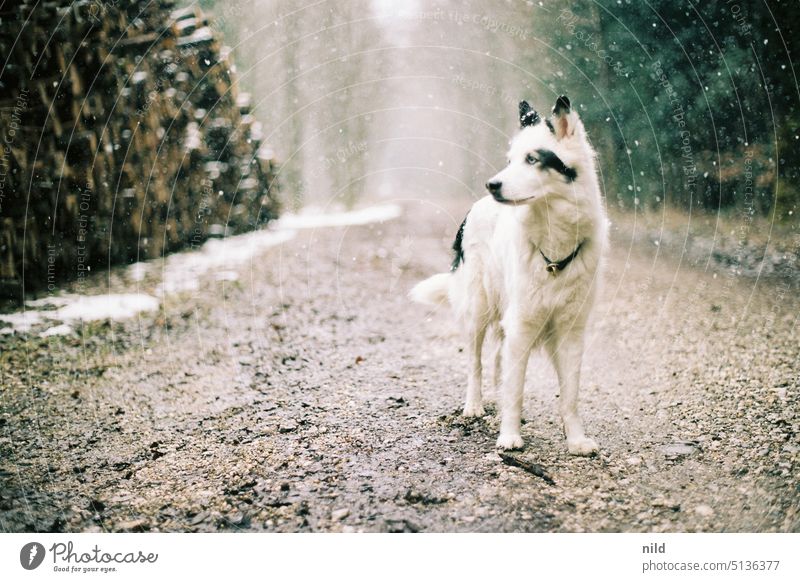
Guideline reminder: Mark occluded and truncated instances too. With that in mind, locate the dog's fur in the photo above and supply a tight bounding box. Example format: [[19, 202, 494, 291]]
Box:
[[410, 96, 607, 455]]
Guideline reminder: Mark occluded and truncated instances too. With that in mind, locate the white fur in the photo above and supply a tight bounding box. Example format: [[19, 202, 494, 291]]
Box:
[[411, 100, 607, 456], [408, 272, 450, 306]]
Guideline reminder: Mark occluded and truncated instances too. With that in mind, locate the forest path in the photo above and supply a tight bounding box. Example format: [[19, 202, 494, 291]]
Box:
[[1, 197, 798, 532]]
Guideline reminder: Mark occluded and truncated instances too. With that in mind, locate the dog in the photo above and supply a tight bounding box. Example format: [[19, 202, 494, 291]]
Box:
[[410, 95, 607, 456]]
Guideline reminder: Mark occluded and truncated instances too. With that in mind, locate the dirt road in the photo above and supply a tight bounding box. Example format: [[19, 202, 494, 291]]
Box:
[[1, 197, 798, 532]]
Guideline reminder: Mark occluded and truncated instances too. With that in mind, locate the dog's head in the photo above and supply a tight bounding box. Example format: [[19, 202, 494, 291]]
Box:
[[486, 96, 590, 205]]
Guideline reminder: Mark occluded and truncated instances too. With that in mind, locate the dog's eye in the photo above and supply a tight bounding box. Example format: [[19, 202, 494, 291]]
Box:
[[526, 153, 538, 165]]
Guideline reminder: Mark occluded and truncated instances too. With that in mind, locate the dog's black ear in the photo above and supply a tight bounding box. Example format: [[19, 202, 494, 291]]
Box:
[[551, 94, 578, 139], [553, 95, 571, 116], [519, 100, 540, 128]]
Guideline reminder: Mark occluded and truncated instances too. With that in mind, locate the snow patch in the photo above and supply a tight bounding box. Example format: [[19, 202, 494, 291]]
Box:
[[148, 204, 399, 295], [214, 270, 240, 282], [0, 311, 44, 333], [54, 294, 160, 322], [128, 262, 149, 282], [277, 204, 402, 230], [154, 228, 296, 295], [25, 296, 74, 308], [40, 324, 73, 338], [0, 293, 158, 334], [0, 204, 401, 333]]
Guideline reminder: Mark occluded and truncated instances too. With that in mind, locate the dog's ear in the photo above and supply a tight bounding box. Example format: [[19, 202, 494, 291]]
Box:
[[551, 95, 578, 139], [518, 100, 540, 128]]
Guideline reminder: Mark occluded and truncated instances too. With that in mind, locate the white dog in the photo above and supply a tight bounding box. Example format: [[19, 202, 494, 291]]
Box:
[[410, 96, 607, 456]]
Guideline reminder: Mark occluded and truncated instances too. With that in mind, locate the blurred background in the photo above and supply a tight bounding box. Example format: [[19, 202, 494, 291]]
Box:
[[221, 0, 798, 218], [1, 0, 798, 300]]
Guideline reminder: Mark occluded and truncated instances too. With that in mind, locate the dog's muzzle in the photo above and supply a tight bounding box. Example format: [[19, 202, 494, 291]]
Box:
[[486, 180, 513, 204], [486, 179, 502, 194]]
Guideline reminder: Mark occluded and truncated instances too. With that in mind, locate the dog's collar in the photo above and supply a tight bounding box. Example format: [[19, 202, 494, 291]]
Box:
[[539, 241, 584, 275]]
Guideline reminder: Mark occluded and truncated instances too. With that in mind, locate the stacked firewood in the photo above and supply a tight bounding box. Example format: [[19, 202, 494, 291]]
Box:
[[0, 0, 279, 300]]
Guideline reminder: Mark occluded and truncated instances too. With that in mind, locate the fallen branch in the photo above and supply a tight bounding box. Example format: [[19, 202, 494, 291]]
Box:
[[498, 452, 555, 485]]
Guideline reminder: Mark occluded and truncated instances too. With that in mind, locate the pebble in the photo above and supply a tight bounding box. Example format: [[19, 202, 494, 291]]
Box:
[[279, 421, 298, 433], [694, 504, 714, 517], [188, 511, 208, 526], [117, 518, 149, 532], [660, 441, 700, 460], [331, 508, 350, 521], [651, 498, 680, 511], [228, 512, 248, 526]]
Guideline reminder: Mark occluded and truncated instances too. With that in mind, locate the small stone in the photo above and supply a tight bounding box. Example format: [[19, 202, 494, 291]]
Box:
[[626, 456, 642, 465], [331, 508, 349, 521], [660, 441, 700, 460], [188, 511, 208, 526], [694, 504, 714, 517], [227, 512, 249, 527], [651, 498, 680, 511], [117, 518, 149, 532], [279, 421, 298, 433]]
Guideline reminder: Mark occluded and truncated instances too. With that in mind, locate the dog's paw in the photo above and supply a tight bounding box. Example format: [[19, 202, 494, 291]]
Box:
[[567, 437, 599, 456], [462, 403, 485, 418], [496, 433, 524, 450]]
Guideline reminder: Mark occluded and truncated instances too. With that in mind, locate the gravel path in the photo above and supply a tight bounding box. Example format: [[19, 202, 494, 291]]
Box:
[[1, 197, 798, 532]]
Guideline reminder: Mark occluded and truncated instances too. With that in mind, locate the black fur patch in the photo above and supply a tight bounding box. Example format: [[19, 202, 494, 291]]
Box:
[[553, 95, 571, 115], [535, 149, 578, 182], [451, 212, 469, 271], [545, 119, 555, 134], [518, 101, 540, 128]]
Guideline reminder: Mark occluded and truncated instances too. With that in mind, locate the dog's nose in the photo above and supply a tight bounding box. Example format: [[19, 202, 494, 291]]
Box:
[[486, 180, 502, 193]]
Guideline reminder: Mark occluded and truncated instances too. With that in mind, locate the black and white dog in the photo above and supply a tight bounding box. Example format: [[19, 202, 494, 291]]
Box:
[[411, 96, 607, 455]]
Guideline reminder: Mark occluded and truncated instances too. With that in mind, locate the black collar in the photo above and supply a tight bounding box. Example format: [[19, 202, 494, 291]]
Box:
[[539, 241, 584, 275]]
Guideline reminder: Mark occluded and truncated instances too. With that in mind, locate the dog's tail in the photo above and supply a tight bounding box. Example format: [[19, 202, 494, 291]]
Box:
[[409, 272, 451, 306]]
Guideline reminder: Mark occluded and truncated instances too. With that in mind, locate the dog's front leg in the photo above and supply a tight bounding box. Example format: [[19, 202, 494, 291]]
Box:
[[463, 321, 487, 417], [496, 323, 531, 450], [545, 332, 599, 456], [491, 323, 504, 399]]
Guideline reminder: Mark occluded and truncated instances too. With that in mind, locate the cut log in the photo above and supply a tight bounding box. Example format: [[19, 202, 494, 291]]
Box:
[[0, 0, 280, 302]]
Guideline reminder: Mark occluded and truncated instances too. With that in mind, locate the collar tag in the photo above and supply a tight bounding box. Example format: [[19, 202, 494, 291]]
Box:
[[539, 240, 585, 276]]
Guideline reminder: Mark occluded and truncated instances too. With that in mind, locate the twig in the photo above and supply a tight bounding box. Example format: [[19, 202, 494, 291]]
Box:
[[498, 452, 555, 485]]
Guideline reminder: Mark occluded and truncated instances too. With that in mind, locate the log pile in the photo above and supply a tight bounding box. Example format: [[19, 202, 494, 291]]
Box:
[[0, 0, 280, 300]]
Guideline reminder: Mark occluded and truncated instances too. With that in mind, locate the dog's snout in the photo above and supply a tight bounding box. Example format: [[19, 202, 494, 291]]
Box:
[[486, 180, 502, 194]]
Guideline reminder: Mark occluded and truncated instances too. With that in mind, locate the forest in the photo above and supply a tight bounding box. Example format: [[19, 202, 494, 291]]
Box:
[[205, 0, 799, 223]]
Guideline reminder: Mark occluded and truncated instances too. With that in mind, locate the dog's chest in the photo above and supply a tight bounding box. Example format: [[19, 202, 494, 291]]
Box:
[[480, 204, 599, 324], [496, 246, 592, 324]]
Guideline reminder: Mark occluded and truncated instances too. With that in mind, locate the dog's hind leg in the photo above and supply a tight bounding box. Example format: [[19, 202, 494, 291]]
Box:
[[496, 316, 531, 450], [545, 330, 599, 456]]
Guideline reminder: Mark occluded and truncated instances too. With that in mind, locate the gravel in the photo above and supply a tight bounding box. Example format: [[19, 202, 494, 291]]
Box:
[[0, 196, 797, 532]]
